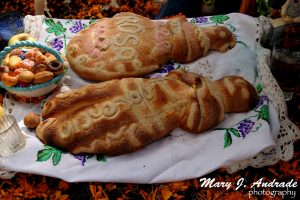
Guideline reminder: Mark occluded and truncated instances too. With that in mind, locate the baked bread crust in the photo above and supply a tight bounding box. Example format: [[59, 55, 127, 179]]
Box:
[[66, 12, 235, 81], [36, 70, 257, 155]]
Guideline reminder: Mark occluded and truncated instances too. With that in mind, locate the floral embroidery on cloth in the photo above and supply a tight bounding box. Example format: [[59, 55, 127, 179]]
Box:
[[37, 145, 106, 166]]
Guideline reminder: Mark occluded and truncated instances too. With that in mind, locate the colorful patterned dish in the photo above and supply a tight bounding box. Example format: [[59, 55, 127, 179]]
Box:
[[0, 41, 65, 98]]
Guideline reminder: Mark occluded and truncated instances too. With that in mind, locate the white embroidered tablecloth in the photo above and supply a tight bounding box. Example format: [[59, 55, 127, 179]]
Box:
[[0, 13, 299, 183]]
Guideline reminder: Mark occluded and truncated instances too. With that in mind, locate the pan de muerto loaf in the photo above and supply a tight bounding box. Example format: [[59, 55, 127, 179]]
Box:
[[66, 12, 235, 81], [36, 70, 256, 155]]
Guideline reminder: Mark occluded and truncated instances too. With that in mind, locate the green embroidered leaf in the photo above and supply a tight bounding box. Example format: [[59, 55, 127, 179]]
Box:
[[229, 128, 240, 137], [65, 19, 73, 25], [46, 26, 57, 35], [190, 18, 196, 24], [52, 151, 62, 166], [45, 19, 55, 27], [224, 130, 232, 148], [55, 21, 66, 33], [89, 19, 97, 24], [37, 149, 53, 162], [210, 15, 229, 24], [175, 64, 181, 69], [236, 41, 248, 48], [37, 145, 66, 166], [83, 24, 88, 29], [227, 24, 236, 32], [258, 105, 269, 122], [252, 123, 263, 133], [97, 154, 107, 162], [256, 83, 263, 94], [46, 21, 66, 36]]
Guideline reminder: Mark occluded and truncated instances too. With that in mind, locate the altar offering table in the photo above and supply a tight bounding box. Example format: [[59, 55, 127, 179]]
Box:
[[0, 13, 299, 190]]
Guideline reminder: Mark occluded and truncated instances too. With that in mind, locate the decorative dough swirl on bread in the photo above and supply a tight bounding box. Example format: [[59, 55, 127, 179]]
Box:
[[36, 70, 257, 155], [66, 12, 235, 81]]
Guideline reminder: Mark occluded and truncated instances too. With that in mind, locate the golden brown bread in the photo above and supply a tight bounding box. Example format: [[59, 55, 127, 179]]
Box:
[[66, 12, 235, 81], [36, 70, 257, 155]]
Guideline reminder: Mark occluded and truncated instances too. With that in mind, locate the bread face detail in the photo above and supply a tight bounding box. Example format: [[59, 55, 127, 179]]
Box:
[[36, 70, 256, 155], [66, 12, 235, 81]]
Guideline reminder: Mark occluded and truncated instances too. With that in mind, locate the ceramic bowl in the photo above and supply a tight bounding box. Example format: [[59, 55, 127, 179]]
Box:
[[0, 41, 65, 98]]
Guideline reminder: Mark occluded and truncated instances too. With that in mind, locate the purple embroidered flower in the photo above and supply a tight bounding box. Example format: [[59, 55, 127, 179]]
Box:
[[52, 38, 63, 51], [69, 20, 84, 33], [255, 95, 268, 108], [237, 119, 255, 138], [195, 17, 208, 24], [157, 62, 175, 74], [74, 155, 87, 166]]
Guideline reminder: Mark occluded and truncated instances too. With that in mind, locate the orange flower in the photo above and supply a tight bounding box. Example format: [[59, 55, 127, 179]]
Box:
[[160, 186, 172, 200], [58, 180, 70, 191]]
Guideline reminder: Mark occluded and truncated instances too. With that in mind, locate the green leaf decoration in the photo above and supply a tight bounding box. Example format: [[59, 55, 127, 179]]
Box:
[[227, 24, 236, 32], [89, 19, 97, 24], [52, 151, 62, 166], [36, 145, 66, 166], [236, 41, 248, 48], [45, 18, 55, 27], [65, 19, 74, 25], [209, 15, 229, 24], [229, 128, 240, 137], [45, 19, 66, 36], [224, 130, 232, 148], [256, 83, 263, 94], [37, 149, 53, 162], [258, 105, 269, 122], [190, 18, 196, 24], [97, 154, 107, 162]]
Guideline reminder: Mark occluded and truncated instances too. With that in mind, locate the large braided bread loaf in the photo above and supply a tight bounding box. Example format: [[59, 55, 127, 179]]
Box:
[[36, 70, 257, 155], [66, 12, 235, 81]]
